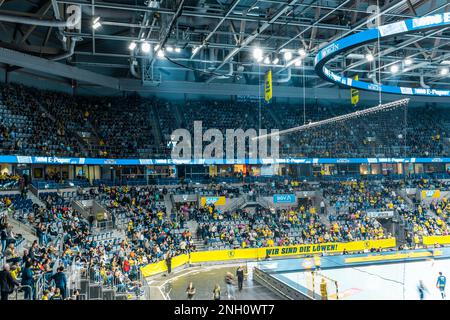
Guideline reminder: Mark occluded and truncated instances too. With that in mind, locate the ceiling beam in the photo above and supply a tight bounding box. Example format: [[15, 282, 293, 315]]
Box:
[[207, 0, 300, 80], [190, 0, 241, 59], [0, 47, 119, 89], [19, 1, 53, 45]]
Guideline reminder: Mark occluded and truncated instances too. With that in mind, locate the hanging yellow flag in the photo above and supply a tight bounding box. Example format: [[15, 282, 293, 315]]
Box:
[[264, 69, 273, 103], [351, 74, 359, 106]]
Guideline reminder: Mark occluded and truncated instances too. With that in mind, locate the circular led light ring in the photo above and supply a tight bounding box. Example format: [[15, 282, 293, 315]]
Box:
[[314, 13, 450, 97]]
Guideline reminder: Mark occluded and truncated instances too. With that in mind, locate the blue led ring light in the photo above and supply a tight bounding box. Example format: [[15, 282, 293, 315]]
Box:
[[314, 12, 450, 97]]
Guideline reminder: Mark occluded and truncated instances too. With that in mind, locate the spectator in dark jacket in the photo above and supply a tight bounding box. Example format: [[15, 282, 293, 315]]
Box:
[[21, 261, 35, 300], [51, 266, 67, 299], [0, 264, 20, 300]]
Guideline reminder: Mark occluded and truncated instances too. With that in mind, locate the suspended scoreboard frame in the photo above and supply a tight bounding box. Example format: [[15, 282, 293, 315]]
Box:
[[314, 13, 450, 97]]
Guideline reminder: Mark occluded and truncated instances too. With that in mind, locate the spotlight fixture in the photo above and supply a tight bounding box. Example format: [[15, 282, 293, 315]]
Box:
[[141, 42, 151, 53], [157, 49, 165, 58], [92, 17, 102, 30], [272, 57, 280, 65], [174, 47, 181, 53], [404, 58, 413, 66], [253, 47, 263, 62], [128, 42, 137, 51], [439, 67, 449, 76], [365, 53, 374, 62], [390, 64, 399, 74], [294, 59, 302, 67], [284, 51, 293, 61], [298, 48, 307, 58], [166, 46, 174, 52], [263, 56, 271, 64]]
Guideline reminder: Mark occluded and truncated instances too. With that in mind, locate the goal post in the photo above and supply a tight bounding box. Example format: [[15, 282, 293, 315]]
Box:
[[305, 270, 340, 300]]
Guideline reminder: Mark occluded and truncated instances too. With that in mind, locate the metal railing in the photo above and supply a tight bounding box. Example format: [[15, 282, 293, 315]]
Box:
[[79, 262, 146, 300], [14, 285, 33, 300]]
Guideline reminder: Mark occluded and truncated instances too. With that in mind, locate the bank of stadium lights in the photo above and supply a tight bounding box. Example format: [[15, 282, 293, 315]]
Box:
[[253, 47, 263, 62], [390, 64, 399, 74], [92, 17, 102, 30], [165, 46, 181, 54]]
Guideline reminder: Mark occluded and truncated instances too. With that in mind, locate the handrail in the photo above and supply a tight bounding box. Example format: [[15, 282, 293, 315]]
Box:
[[14, 285, 33, 300]]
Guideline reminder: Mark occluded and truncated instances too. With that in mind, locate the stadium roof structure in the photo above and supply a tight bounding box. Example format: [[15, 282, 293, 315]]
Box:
[[0, 0, 448, 98]]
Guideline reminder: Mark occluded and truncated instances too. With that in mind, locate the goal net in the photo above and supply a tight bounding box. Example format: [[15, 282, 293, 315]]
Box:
[[305, 270, 340, 300]]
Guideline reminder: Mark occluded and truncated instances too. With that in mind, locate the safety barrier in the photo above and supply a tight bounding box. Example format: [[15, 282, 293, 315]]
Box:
[[140, 254, 189, 277], [140, 238, 396, 278]]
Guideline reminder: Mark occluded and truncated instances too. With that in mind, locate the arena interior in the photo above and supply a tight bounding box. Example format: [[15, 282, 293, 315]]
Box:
[[0, 0, 449, 305]]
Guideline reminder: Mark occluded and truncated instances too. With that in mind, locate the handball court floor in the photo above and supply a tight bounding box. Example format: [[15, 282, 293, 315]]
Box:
[[148, 264, 284, 300], [262, 257, 450, 300]]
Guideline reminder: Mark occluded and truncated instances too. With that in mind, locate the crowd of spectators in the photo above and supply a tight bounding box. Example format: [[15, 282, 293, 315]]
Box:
[[194, 191, 389, 250], [0, 173, 20, 190], [96, 185, 195, 263], [0, 83, 160, 158], [322, 180, 405, 214], [0, 83, 449, 159], [4, 173, 450, 299], [0, 83, 82, 156]]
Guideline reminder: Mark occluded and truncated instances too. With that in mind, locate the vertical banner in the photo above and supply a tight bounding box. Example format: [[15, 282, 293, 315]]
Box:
[[264, 69, 273, 103], [351, 74, 359, 106]]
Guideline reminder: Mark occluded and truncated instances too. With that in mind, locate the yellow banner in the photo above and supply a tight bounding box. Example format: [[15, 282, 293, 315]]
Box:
[[191, 238, 396, 263], [421, 190, 441, 199], [200, 196, 226, 206], [260, 238, 396, 259], [351, 74, 359, 106], [140, 239, 396, 277], [423, 235, 450, 246], [264, 69, 273, 103], [140, 254, 189, 278]]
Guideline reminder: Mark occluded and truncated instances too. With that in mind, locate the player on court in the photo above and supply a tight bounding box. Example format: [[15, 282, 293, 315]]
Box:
[[417, 280, 428, 300], [436, 272, 446, 299], [320, 278, 328, 300]]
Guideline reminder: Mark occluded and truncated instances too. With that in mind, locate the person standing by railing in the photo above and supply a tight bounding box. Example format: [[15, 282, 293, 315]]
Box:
[[21, 261, 35, 300], [0, 263, 20, 300], [0, 225, 6, 254], [51, 266, 68, 299]]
